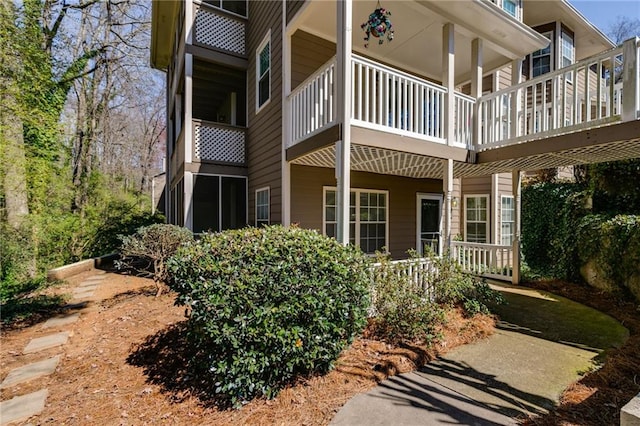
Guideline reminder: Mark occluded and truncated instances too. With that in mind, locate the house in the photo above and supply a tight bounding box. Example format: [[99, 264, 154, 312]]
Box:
[[150, 0, 640, 283]]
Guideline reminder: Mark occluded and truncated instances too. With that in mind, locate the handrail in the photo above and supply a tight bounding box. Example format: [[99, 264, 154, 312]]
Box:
[[352, 54, 447, 93], [289, 56, 337, 99]]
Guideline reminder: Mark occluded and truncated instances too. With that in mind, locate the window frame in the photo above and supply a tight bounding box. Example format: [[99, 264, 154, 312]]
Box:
[[464, 194, 490, 243], [531, 31, 553, 78], [500, 195, 515, 246], [255, 186, 270, 227], [256, 31, 271, 113], [323, 187, 389, 254], [191, 173, 248, 234], [560, 29, 575, 83]]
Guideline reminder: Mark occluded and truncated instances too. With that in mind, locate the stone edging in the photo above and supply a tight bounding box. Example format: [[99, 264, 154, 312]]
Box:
[[622, 392, 640, 426], [46, 253, 118, 281]]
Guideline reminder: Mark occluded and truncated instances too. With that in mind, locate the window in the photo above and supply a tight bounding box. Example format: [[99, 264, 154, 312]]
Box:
[[324, 188, 387, 254], [502, 0, 518, 18], [561, 30, 575, 82], [501, 196, 515, 245], [532, 32, 552, 77], [465, 195, 489, 243], [202, 0, 247, 17], [255, 187, 270, 227], [192, 175, 247, 233], [256, 32, 270, 111]]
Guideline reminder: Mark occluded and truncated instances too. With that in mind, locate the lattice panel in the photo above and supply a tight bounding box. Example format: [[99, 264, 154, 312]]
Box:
[[194, 124, 245, 164], [194, 9, 245, 55]]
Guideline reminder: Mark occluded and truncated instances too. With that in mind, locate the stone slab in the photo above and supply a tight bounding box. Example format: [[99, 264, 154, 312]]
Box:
[[23, 332, 70, 354], [47, 259, 94, 281], [622, 393, 640, 426], [1, 356, 60, 389], [74, 284, 98, 292], [42, 313, 80, 329], [0, 389, 48, 425], [71, 289, 94, 299], [62, 302, 88, 310], [85, 275, 107, 281], [78, 282, 99, 289]]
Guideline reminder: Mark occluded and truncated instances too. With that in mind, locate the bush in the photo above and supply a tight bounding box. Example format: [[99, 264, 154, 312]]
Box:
[[167, 225, 370, 406], [117, 224, 193, 296], [370, 253, 444, 343]]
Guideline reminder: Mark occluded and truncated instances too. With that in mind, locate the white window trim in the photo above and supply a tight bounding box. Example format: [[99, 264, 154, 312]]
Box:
[[255, 186, 270, 226], [323, 186, 389, 254], [464, 194, 490, 243], [256, 30, 271, 113], [497, 0, 522, 20], [500, 195, 515, 246], [561, 29, 575, 83], [531, 31, 553, 78]]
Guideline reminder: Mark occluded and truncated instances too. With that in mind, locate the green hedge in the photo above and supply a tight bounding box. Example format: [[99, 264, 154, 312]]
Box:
[[167, 225, 370, 406]]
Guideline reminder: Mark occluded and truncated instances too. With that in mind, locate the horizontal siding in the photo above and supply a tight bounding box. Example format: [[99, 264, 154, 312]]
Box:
[[247, 0, 283, 224], [291, 30, 335, 90], [291, 165, 442, 258]]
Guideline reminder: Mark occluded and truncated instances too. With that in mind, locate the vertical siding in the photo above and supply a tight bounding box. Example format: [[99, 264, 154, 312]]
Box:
[[291, 31, 336, 90], [290, 165, 442, 258], [247, 1, 283, 224]]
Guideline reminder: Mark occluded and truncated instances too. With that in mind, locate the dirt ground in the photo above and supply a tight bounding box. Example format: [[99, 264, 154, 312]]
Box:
[[1, 270, 495, 425]]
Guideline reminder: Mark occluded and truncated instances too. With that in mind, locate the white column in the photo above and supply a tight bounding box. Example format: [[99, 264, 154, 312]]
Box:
[[185, 53, 193, 164], [471, 38, 482, 151], [511, 169, 522, 284], [336, 0, 352, 244], [510, 58, 523, 138], [281, 3, 292, 226], [622, 37, 640, 122], [184, 171, 193, 230], [443, 159, 454, 253], [442, 23, 455, 146]]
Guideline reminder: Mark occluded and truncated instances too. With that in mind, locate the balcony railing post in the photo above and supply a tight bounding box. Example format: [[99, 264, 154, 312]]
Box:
[[622, 37, 640, 122]]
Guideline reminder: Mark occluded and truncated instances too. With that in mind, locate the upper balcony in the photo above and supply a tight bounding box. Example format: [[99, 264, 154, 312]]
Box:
[[286, 36, 640, 168]]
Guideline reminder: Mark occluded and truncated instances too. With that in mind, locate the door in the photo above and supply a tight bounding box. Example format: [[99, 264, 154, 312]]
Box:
[[417, 194, 443, 255]]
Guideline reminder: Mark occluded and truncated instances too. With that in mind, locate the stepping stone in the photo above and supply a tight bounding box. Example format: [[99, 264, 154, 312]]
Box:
[[1, 356, 60, 389], [0, 389, 48, 425], [72, 289, 94, 299], [23, 332, 70, 354], [62, 301, 88, 310], [76, 282, 99, 290], [42, 313, 80, 329], [86, 275, 107, 281]]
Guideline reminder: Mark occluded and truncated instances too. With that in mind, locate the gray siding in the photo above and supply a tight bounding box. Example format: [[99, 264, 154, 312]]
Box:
[[291, 30, 335, 90], [247, 1, 283, 224], [291, 165, 442, 258], [286, 0, 305, 24]]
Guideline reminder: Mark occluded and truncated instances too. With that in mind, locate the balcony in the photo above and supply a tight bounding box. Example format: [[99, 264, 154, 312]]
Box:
[[288, 54, 474, 149], [192, 1, 246, 57], [288, 37, 640, 156], [192, 120, 246, 166]]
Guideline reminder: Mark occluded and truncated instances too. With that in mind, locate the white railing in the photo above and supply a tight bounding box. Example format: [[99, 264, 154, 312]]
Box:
[[454, 92, 475, 147], [192, 119, 245, 165], [477, 39, 639, 150], [289, 57, 336, 147], [371, 257, 439, 302], [351, 55, 446, 143], [451, 241, 513, 280]]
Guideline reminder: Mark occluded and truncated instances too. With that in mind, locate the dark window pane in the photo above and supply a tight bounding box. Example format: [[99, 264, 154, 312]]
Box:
[[193, 175, 220, 233], [259, 73, 270, 106], [222, 0, 246, 16], [221, 177, 246, 230]]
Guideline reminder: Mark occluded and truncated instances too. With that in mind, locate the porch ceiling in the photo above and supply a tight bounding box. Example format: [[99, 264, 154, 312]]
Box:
[[290, 122, 640, 179], [296, 0, 547, 85]]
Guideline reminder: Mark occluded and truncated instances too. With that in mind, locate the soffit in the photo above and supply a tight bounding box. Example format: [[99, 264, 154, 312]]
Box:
[[150, 0, 180, 70]]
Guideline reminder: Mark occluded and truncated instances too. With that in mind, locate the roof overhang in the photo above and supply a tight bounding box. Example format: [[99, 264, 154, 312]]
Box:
[[523, 0, 615, 59], [150, 0, 180, 70]]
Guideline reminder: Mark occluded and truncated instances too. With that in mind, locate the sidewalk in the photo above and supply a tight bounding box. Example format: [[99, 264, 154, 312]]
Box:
[[331, 282, 629, 425]]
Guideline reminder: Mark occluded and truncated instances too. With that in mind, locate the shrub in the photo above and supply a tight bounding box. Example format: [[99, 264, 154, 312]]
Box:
[[117, 224, 193, 296], [167, 225, 370, 407], [432, 254, 504, 316], [370, 253, 444, 343]]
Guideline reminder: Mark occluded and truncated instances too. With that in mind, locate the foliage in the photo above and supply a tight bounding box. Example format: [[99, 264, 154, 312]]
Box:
[[167, 225, 371, 407], [370, 253, 444, 343], [369, 251, 503, 343], [432, 253, 505, 316], [117, 224, 193, 296]]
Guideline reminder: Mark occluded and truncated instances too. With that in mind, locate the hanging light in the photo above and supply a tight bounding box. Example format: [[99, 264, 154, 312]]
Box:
[[361, 1, 394, 48]]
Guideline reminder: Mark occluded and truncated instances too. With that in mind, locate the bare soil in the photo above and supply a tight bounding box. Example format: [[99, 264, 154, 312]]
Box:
[[1, 270, 495, 425]]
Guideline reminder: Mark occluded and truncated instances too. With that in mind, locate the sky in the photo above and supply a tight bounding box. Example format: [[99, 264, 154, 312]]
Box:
[[569, 0, 640, 37]]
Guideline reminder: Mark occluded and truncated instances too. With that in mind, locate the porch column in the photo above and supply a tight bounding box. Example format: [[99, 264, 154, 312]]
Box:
[[510, 58, 523, 138], [621, 37, 639, 122], [512, 169, 522, 284], [442, 23, 455, 146], [471, 38, 483, 150], [336, 0, 352, 244], [443, 159, 454, 253], [184, 52, 194, 230], [281, 3, 292, 226]]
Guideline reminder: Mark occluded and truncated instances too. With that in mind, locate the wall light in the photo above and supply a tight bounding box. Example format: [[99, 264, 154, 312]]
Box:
[[451, 197, 459, 208]]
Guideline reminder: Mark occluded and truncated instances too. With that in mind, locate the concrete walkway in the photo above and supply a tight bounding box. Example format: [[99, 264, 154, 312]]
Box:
[[331, 282, 629, 425], [0, 271, 108, 426]]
